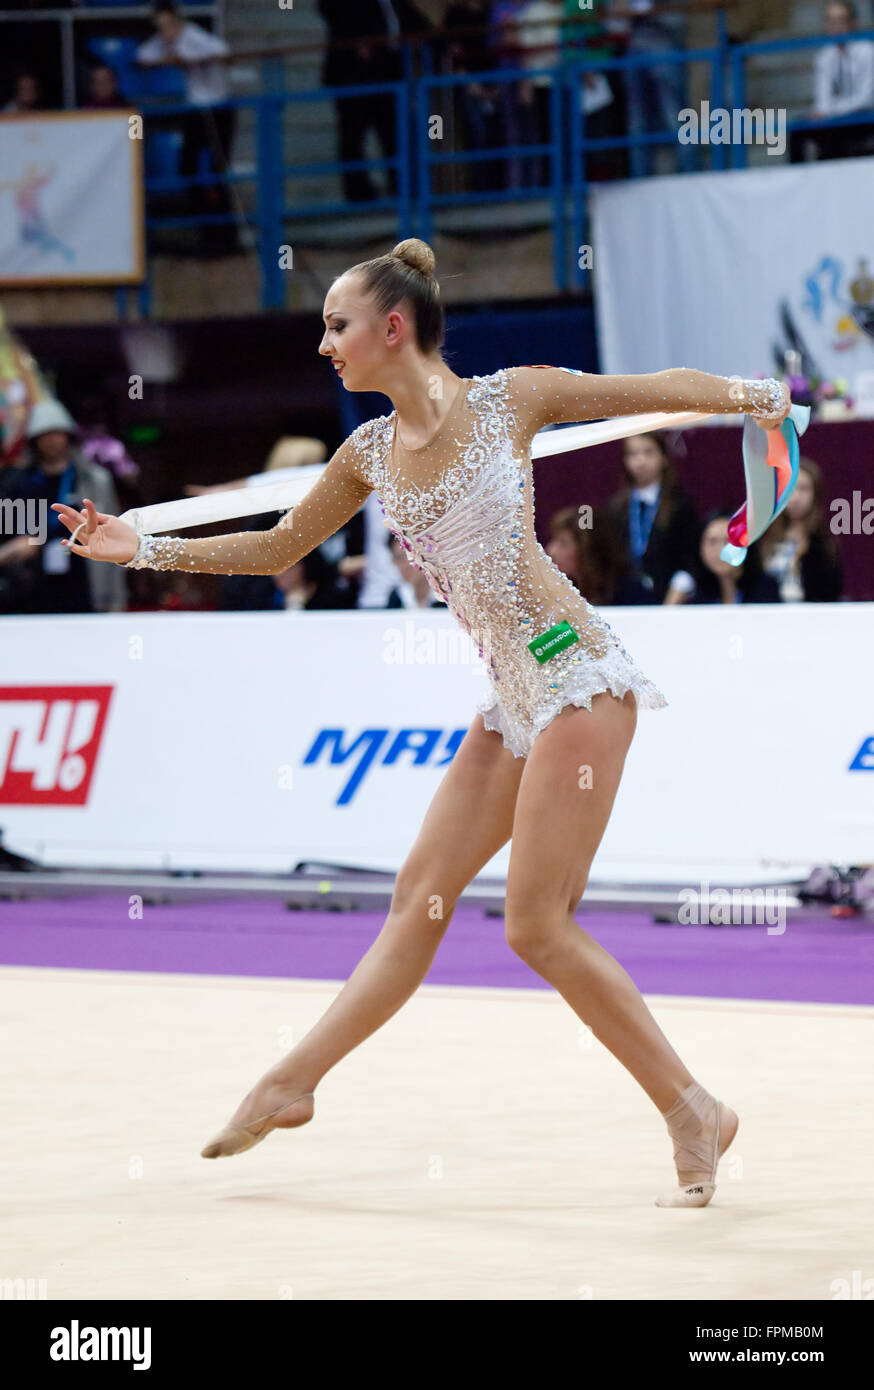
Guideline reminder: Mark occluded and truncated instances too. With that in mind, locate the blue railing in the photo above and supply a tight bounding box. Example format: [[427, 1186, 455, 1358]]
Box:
[[133, 25, 874, 313]]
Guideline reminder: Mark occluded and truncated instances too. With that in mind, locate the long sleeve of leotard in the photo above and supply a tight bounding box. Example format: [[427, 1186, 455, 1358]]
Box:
[[123, 430, 373, 575], [504, 364, 791, 438]]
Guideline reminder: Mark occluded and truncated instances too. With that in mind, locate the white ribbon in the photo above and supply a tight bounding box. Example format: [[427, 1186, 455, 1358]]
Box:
[[113, 410, 715, 540]]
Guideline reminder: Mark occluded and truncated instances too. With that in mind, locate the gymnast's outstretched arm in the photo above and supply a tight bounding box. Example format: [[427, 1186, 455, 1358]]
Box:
[[504, 364, 792, 437], [51, 432, 373, 575]]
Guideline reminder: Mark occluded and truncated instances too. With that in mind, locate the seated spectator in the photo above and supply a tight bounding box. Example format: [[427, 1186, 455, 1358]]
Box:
[[0, 398, 125, 614], [791, 0, 874, 161], [757, 457, 844, 600], [545, 504, 629, 605], [183, 435, 327, 497], [358, 492, 402, 607], [82, 64, 128, 111], [605, 430, 700, 604], [385, 533, 447, 607], [675, 510, 780, 604], [191, 435, 365, 610], [75, 391, 141, 506], [3, 72, 42, 114], [274, 546, 360, 609]]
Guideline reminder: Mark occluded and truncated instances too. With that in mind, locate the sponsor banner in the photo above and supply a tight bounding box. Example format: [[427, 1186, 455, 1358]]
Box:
[[0, 606, 871, 883]]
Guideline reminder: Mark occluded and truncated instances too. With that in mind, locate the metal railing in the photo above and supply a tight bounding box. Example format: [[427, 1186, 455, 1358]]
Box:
[[81, 24, 874, 311]]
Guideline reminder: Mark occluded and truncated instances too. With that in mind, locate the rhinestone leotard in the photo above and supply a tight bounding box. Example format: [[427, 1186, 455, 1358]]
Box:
[[125, 364, 790, 757]]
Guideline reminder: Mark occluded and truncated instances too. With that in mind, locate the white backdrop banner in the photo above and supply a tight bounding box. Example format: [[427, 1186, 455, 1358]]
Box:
[[591, 159, 874, 407], [0, 606, 871, 885], [0, 113, 144, 285]]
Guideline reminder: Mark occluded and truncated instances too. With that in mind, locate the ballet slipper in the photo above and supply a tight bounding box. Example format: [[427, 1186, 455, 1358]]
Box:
[[201, 1087, 315, 1159], [655, 1081, 739, 1208]]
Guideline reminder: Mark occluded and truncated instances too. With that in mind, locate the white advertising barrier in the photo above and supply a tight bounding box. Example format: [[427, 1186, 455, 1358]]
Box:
[[0, 604, 871, 884], [590, 157, 874, 406]]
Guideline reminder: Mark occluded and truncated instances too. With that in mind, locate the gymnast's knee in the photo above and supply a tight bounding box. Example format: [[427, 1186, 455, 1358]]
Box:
[[504, 890, 587, 960], [388, 864, 459, 928]]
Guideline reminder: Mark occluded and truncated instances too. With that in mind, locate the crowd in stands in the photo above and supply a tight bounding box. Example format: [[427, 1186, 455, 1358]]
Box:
[[0, 388, 847, 616], [317, 0, 874, 192], [0, 0, 862, 615], [3, 1, 874, 206]]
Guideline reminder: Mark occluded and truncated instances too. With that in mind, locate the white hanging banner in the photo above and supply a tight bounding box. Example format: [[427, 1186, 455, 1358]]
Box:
[[591, 158, 874, 405]]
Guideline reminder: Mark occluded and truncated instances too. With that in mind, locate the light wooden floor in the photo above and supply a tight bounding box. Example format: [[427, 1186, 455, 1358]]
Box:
[[3, 965, 870, 1301]]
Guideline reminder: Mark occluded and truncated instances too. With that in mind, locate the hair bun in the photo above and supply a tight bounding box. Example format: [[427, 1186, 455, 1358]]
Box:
[[391, 238, 436, 279]]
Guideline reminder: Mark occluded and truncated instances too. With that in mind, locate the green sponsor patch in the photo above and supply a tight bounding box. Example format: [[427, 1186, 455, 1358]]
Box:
[[527, 620, 579, 664]]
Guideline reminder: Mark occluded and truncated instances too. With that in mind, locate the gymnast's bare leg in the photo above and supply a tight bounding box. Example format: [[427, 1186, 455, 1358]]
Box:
[[502, 689, 738, 1200], [204, 713, 526, 1148]]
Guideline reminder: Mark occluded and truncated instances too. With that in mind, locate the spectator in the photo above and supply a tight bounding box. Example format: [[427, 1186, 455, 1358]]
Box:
[[3, 72, 42, 114], [274, 545, 361, 609], [561, 0, 627, 182], [611, 0, 695, 178], [73, 390, 142, 523], [136, 1, 240, 254], [318, 0, 434, 203], [791, 1, 874, 161], [606, 430, 700, 604], [82, 64, 127, 111], [358, 493, 403, 607], [682, 511, 780, 604], [0, 398, 125, 614], [514, 0, 563, 187], [441, 0, 504, 192], [757, 457, 844, 600], [180, 435, 367, 611], [545, 504, 629, 605], [385, 532, 447, 606], [491, 0, 537, 190]]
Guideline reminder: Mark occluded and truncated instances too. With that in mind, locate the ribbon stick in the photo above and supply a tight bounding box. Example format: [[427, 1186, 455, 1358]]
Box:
[[720, 403, 811, 566]]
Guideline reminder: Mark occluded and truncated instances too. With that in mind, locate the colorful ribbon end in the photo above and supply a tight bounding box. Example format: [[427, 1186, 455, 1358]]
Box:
[[720, 541, 749, 567]]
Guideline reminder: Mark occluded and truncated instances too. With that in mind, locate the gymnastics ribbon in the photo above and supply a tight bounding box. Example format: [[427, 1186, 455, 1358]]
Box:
[[720, 402, 810, 566], [116, 409, 717, 538], [115, 399, 806, 549]]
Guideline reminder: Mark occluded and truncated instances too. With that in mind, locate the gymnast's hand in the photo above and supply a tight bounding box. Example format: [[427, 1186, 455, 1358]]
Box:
[[50, 499, 139, 565], [753, 387, 792, 432]]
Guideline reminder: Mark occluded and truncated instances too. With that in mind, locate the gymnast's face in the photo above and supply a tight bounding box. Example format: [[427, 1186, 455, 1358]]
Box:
[[319, 274, 415, 394]]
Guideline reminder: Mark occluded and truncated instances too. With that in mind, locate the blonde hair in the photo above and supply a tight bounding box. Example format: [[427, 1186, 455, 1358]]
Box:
[[342, 238, 445, 354]]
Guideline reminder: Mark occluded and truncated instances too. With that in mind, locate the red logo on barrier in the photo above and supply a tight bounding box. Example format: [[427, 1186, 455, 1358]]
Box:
[[0, 686, 113, 805]]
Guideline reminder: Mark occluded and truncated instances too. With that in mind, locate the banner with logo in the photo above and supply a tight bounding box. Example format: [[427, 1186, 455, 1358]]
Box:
[[0, 112, 144, 286], [0, 606, 871, 884], [590, 157, 874, 410]]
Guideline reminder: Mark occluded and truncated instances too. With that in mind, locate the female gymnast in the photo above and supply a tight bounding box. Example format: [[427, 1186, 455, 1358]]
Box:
[[52, 238, 792, 1208]]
